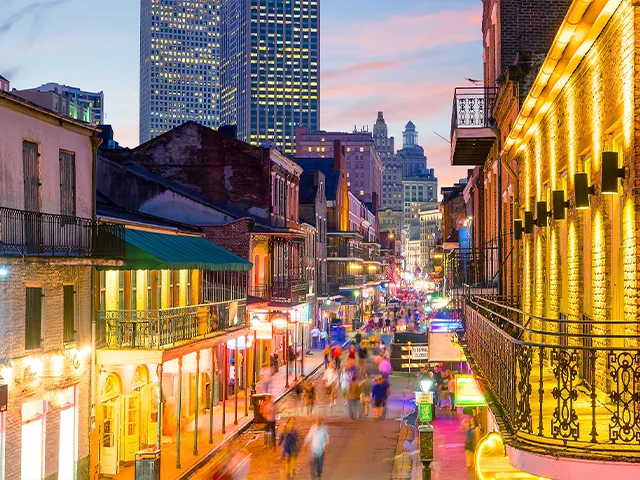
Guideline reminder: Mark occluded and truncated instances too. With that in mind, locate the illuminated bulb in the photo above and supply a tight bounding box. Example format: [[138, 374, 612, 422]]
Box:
[[0, 267, 8, 277]]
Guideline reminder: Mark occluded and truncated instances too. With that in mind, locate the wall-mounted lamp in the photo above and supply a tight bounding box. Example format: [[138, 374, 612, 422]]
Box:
[[0, 267, 8, 278], [523, 211, 534, 234], [574, 173, 595, 209], [552, 190, 569, 220], [601, 152, 625, 194], [513, 219, 523, 241], [535, 201, 549, 228]]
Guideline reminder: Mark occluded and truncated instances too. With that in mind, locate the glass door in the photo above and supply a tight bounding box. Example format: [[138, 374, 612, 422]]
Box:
[[122, 394, 140, 462], [100, 401, 120, 475]]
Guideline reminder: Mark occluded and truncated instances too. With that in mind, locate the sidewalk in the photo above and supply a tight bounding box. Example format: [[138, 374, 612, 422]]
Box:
[[107, 351, 325, 480]]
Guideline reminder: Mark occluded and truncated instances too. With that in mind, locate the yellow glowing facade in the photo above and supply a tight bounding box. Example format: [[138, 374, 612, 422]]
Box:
[[506, 0, 637, 347], [140, 0, 221, 143]]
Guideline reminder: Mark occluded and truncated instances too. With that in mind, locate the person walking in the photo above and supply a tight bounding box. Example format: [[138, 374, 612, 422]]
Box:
[[305, 417, 329, 480], [332, 344, 342, 370], [261, 396, 277, 449], [464, 416, 481, 469], [310, 326, 320, 349], [322, 364, 338, 407], [357, 343, 368, 376], [371, 376, 390, 420], [360, 373, 373, 417], [304, 380, 316, 418], [448, 371, 456, 413], [279, 419, 300, 479], [347, 377, 361, 420], [323, 344, 331, 369], [320, 329, 328, 348], [439, 370, 450, 410], [339, 367, 352, 405]]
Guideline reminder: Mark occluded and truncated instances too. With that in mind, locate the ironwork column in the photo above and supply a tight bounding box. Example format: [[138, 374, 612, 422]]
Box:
[[209, 347, 214, 444], [301, 323, 304, 376], [222, 345, 227, 434], [244, 334, 249, 416], [251, 337, 258, 396], [294, 322, 298, 382], [234, 345, 239, 425], [285, 322, 289, 388], [156, 363, 163, 451], [176, 356, 183, 469], [193, 350, 200, 456]]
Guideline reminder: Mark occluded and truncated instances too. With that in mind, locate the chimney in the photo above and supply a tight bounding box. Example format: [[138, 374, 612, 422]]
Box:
[[333, 139, 345, 173]]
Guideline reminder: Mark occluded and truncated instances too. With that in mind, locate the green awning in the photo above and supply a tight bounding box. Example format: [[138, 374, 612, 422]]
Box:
[[100, 229, 252, 272]]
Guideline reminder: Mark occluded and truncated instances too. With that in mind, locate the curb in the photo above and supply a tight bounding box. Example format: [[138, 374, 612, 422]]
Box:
[[178, 353, 327, 480]]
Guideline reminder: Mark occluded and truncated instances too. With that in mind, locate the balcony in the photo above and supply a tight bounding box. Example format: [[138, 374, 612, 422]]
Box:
[[463, 295, 640, 461], [444, 247, 499, 296], [327, 274, 365, 288], [250, 279, 308, 305], [450, 87, 497, 166], [327, 245, 363, 260], [0, 206, 125, 258], [96, 300, 246, 349]]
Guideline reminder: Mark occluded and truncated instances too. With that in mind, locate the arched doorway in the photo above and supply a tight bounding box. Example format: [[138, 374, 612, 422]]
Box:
[[100, 374, 121, 475], [130, 365, 159, 448]]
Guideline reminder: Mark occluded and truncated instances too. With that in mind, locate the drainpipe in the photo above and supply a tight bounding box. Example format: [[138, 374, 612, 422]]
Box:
[[492, 128, 503, 297]]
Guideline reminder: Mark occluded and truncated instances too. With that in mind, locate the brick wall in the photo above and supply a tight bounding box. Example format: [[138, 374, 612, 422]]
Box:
[[201, 218, 253, 260], [0, 261, 92, 480], [513, 1, 637, 388]]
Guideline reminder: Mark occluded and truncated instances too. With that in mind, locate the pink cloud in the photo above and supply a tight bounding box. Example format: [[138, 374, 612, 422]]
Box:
[[321, 58, 416, 80], [323, 8, 482, 58]]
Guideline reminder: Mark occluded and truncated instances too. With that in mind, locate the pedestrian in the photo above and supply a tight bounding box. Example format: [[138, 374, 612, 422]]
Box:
[[332, 344, 342, 370], [322, 363, 338, 407], [357, 342, 368, 375], [371, 376, 389, 420], [448, 371, 456, 412], [347, 344, 356, 361], [304, 380, 316, 418], [347, 376, 361, 420], [261, 396, 277, 449], [464, 416, 481, 469], [378, 355, 392, 380], [320, 329, 328, 348], [360, 373, 373, 417], [288, 344, 296, 373], [439, 370, 450, 409], [304, 417, 329, 480], [279, 418, 300, 479], [340, 367, 352, 404], [323, 344, 331, 369], [431, 365, 443, 406], [260, 365, 272, 393], [310, 326, 320, 349]]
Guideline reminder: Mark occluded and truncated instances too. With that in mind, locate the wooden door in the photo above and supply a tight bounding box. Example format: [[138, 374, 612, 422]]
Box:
[[100, 401, 120, 475], [22, 141, 42, 253], [121, 394, 140, 462]]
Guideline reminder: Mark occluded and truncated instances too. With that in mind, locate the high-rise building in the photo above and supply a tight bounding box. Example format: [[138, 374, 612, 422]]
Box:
[[13, 82, 103, 124], [374, 112, 403, 211], [221, 0, 319, 155], [295, 127, 382, 206], [139, 0, 221, 143]]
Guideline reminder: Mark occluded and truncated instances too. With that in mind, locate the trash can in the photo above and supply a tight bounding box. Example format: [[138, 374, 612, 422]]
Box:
[[251, 393, 272, 423], [135, 448, 160, 480]]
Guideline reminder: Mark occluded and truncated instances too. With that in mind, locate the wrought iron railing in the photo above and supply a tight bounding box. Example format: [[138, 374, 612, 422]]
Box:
[[450, 86, 498, 136], [464, 295, 640, 457], [250, 279, 308, 304], [326, 274, 365, 287], [327, 245, 363, 259], [445, 247, 499, 293], [0, 206, 125, 257], [96, 300, 246, 349]]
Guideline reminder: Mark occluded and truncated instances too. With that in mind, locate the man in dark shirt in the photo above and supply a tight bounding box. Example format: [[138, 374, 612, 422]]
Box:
[[358, 343, 368, 375]]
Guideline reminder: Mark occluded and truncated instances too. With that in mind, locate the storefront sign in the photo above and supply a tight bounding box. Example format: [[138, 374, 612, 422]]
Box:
[[418, 402, 433, 422], [255, 322, 273, 340], [415, 391, 433, 404], [455, 375, 486, 407], [409, 345, 428, 360]]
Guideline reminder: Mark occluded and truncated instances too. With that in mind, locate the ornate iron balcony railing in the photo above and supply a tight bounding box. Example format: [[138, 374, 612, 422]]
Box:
[[250, 279, 307, 304], [0, 206, 125, 258], [327, 245, 363, 259], [96, 300, 246, 349], [464, 295, 640, 458], [450, 86, 498, 136]]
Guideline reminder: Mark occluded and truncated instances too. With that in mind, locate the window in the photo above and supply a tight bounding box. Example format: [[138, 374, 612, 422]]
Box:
[[59, 151, 76, 217], [131, 272, 137, 310], [118, 271, 125, 308], [63, 285, 75, 343], [25, 287, 43, 349]]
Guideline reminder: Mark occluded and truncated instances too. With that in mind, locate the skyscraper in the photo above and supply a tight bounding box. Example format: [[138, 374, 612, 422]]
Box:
[[139, 0, 221, 143], [221, 0, 319, 155]]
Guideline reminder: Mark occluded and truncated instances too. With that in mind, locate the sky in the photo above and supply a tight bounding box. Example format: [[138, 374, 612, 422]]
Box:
[[0, 0, 483, 188]]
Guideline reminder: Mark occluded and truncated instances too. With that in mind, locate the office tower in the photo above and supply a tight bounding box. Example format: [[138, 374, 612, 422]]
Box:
[[14, 82, 104, 123], [140, 0, 221, 143], [373, 111, 402, 210], [221, 0, 320, 155]]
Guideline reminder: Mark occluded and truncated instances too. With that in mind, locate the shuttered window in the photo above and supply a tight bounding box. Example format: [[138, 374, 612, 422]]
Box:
[[25, 287, 43, 349], [59, 150, 76, 217], [63, 285, 75, 343]]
